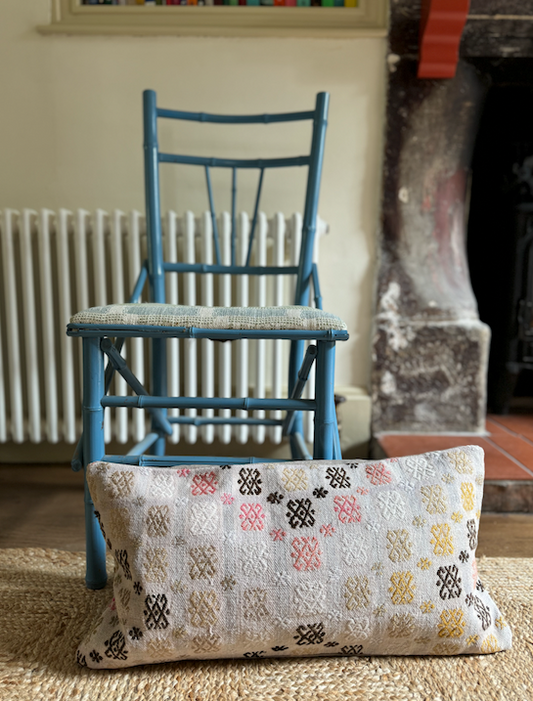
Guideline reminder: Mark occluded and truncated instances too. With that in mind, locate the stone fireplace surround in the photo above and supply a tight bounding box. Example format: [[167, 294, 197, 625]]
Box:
[[372, 0, 533, 434]]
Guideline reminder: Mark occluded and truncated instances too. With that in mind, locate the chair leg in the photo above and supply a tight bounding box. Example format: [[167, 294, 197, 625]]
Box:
[[82, 337, 107, 590], [313, 340, 336, 460], [151, 338, 167, 456]]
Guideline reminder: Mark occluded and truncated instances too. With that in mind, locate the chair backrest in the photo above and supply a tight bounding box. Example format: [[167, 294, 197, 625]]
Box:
[[142, 89, 329, 309]]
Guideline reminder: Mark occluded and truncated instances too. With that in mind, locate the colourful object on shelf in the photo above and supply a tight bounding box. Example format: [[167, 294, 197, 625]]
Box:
[[418, 0, 470, 79], [322, 0, 334, 5], [296, 0, 310, 5], [344, 0, 357, 6], [274, 0, 285, 5], [246, 0, 260, 5]]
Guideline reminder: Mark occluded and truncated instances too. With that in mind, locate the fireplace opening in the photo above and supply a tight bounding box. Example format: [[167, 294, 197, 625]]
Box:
[[467, 61, 533, 414]]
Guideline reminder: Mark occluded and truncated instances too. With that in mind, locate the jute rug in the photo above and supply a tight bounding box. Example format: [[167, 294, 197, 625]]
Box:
[[0, 549, 531, 701]]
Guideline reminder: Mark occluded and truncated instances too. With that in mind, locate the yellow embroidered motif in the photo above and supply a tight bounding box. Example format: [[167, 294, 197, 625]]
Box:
[[420, 601, 434, 613], [460, 483, 475, 512], [420, 485, 448, 515], [388, 613, 415, 637], [170, 579, 187, 594], [146, 505, 170, 537], [389, 572, 416, 605], [373, 604, 386, 617], [281, 467, 308, 491], [430, 523, 454, 556], [243, 588, 270, 621], [192, 633, 222, 653], [188, 590, 219, 628], [447, 450, 474, 474], [142, 547, 169, 583], [146, 638, 173, 659], [442, 474, 455, 484], [432, 642, 461, 655], [438, 609, 465, 638], [386, 529, 413, 562], [107, 507, 131, 540], [188, 545, 218, 580], [417, 558, 432, 571], [412, 516, 427, 528], [466, 634, 479, 646], [109, 471, 135, 498], [344, 576, 371, 610], [118, 587, 130, 612], [172, 626, 186, 640], [371, 562, 385, 576], [495, 617, 507, 629], [481, 634, 500, 653], [451, 511, 463, 523]]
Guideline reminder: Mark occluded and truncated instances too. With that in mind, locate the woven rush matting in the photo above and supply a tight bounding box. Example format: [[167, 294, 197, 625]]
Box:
[[0, 549, 531, 701]]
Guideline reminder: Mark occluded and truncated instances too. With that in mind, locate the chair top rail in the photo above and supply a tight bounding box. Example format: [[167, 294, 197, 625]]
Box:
[[158, 153, 310, 170], [156, 108, 316, 124]]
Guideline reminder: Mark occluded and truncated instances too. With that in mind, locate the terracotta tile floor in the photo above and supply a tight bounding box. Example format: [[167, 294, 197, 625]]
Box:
[[377, 414, 533, 481]]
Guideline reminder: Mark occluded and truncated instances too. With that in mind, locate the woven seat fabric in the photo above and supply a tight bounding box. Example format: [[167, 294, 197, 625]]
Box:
[[70, 303, 348, 331]]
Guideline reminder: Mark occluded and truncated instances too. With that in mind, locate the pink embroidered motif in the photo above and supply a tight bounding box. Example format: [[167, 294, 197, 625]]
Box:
[[177, 468, 191, 477], [356, 487, 369, 496], [320, 524, 335, 537], [291, 536, 321, 571], [191, 471, 218, 496], [221, 493, 234, 505], [239, 503, 265, 531], [270, 528, 286, 542], [365, 464, 393, 486], [333, 495, 361, 524]]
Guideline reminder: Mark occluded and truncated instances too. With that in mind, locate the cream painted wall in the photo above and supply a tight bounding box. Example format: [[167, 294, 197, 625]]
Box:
[[0, 0, 386, 390]]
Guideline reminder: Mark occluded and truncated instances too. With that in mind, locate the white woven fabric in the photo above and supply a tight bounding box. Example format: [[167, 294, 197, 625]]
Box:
[[78, 446, 512, 669], [70, 303, 347, 332]]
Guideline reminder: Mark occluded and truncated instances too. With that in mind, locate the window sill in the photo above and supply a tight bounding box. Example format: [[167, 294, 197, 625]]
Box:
[[38, 0, 388, 38]]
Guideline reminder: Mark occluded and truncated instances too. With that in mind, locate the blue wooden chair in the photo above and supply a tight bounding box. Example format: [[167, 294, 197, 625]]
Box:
[[67, 90, 349, 589]]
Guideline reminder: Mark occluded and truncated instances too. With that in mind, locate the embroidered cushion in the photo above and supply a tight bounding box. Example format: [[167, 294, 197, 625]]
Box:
[[70, 303, 347, 332], [78, 446, 512, 669]]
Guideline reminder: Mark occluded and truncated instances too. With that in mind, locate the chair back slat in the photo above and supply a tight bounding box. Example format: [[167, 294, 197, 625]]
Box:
[[231, 167, 237, 267], [204, 166, 221, 266], [246, 168, 265, 267]]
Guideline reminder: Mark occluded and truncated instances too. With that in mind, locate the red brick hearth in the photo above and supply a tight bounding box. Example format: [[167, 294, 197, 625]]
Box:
[[376, 414, 533, 512]]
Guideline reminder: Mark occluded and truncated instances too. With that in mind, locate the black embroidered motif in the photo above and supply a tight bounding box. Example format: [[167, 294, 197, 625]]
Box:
[[341, 645, 363, 656], [144, 594, 170, 630], [459, 550, 469, 563], [466, 594, 491, 630], [325, 467, 351, 489], [286, 499, 316, 528], [324, 641, 339, 647], [476, 579, 485, 592], [467, 519, 477, 550], [129, 627, 143, 641], [313, 487, 328, 499], [267, 492, 284, 504], [115, 549, 132, 580], [133, 582, 143, 595], [243, 651, 266, 658], [238, 468, 262, 496], [89, 650, 102, 664], [220, 464, 232, 469], [104, 630, 129, 661], [76, 651, 87, 667], [436, 565, 462, 600], [271, 645, 288, 652], [294, 622, 325, 645], [346, 463, 361, 470]]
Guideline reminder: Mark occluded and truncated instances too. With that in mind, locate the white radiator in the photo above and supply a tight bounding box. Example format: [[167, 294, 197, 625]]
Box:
[[0, 208, 324, 446]]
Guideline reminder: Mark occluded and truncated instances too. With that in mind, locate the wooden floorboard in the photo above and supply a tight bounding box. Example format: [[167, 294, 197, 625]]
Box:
[[1, 464, 533, 557]]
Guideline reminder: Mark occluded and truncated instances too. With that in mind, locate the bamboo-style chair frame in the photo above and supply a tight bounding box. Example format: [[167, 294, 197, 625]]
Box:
[[67, 90, 349, 588]]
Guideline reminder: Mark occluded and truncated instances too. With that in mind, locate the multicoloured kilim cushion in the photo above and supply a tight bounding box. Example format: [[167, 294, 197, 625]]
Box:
[[70, 303, 347, 331], [78, 446, 512, 669]]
